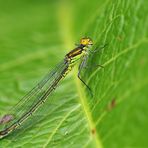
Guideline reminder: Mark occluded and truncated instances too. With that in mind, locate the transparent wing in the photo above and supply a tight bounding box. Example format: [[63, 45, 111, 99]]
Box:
[[3, 58, 68, 128]]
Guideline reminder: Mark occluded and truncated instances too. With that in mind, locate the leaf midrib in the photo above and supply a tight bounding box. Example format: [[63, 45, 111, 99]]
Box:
[[55, 3, 104, 148]]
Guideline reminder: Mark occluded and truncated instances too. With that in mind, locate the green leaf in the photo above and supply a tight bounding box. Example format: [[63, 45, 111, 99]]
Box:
[[0, 0, 148, 147]]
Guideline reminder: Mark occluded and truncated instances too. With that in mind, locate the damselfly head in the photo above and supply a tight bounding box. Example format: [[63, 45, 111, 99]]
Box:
[[80, 37, 93, 46]]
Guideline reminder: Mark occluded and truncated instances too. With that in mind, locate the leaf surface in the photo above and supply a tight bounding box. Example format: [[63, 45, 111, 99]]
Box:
[[0, 0, 148, 147]]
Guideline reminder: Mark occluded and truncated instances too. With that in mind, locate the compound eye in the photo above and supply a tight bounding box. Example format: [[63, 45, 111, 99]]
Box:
[[83, 40, 86, 43], [81, 39, 86, 44]]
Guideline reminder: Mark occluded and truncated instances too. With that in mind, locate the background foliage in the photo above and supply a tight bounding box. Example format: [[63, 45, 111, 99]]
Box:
[[0, 0, 148, 147]]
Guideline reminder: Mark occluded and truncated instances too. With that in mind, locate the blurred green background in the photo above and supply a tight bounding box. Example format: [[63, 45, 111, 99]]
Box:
[[0, 0, 148, 147]]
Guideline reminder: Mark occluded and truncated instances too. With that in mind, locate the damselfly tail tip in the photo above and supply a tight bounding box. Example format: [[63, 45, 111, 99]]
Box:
[[0, 131, 8, 139]]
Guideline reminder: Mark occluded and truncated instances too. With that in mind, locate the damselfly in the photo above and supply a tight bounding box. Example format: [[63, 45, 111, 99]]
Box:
[[0, 37, 102, 139]]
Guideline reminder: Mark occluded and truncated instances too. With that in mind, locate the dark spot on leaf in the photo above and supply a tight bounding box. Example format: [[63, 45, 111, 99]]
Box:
[[107, 98, 116, 111], [91, 128, 96, 135]]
